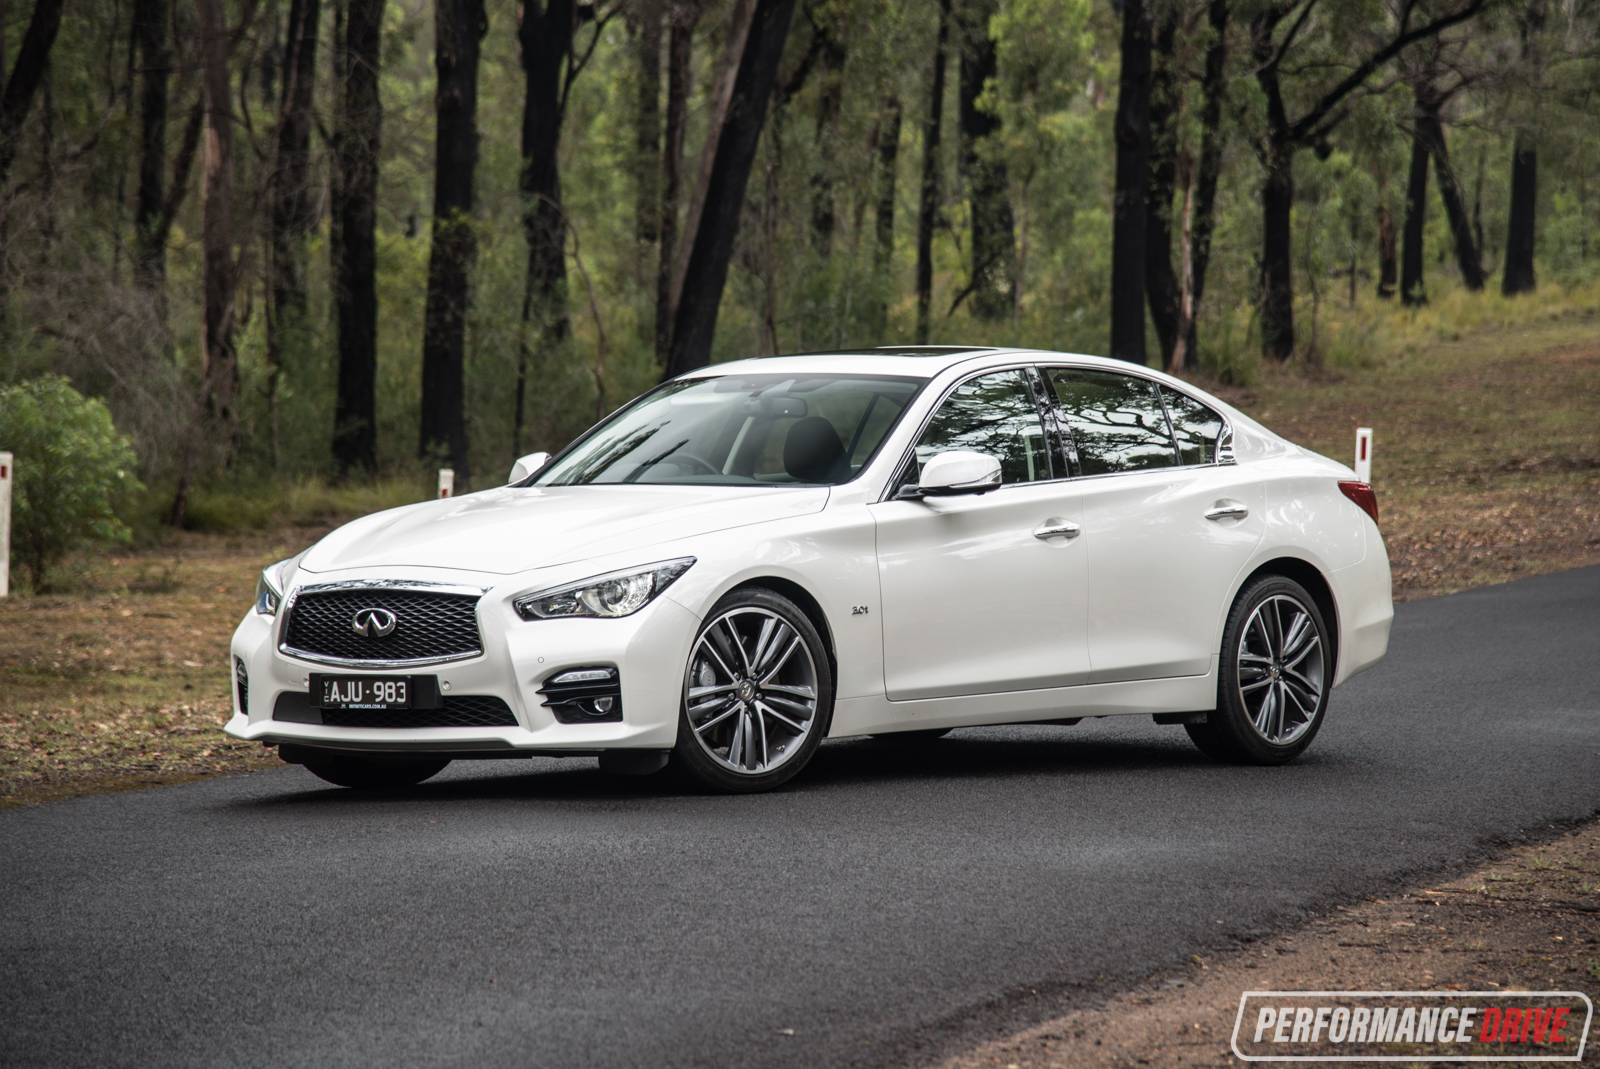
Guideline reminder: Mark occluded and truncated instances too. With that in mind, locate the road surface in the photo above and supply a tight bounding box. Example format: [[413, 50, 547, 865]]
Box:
[[3, 565, 1598, 1068]]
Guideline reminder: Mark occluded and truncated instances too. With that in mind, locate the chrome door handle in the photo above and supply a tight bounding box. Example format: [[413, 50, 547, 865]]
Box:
[[1033, 521, 1081, 540], [1205, 503, 1250, 521]]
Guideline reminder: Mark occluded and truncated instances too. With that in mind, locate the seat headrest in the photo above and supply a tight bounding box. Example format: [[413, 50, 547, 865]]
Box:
[[783, 416, 848, 483]]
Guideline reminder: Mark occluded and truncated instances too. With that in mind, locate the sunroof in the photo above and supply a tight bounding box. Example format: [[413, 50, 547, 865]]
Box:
[[771, 345, 996, 358]]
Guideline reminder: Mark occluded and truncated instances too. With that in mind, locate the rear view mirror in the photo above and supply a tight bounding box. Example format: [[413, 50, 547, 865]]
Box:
[[914, 450, 1003, 497], [508, 452, 551, 485]]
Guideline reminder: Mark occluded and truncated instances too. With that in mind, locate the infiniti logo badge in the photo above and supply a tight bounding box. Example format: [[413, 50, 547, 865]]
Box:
[[352, 607, 398, 639]]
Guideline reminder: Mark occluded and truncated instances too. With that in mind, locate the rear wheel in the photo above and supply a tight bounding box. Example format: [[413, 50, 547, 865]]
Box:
[[301, 754, 451, 789], [1186, 576, 1331, 765], [674, 589, 833, 793]]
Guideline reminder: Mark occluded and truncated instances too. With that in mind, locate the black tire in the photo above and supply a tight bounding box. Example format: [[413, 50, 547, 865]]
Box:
[[870, 728, 952, 742], [1186, 575, 1332, 765], [674, 588, 834, 793], [301, 754, 451, 789]]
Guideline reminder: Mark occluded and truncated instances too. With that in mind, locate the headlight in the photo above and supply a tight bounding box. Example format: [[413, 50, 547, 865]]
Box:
[[514, 558, 695, 620], [254, 557, 295, 615]]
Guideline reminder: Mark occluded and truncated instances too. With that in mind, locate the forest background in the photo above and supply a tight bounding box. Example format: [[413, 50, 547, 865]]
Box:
[[0, 0, 1595, 547]]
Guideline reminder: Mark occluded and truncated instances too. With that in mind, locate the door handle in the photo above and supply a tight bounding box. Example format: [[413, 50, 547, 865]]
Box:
[[1033, 520, 1081, 540], [1205, 502, 1250, 521]]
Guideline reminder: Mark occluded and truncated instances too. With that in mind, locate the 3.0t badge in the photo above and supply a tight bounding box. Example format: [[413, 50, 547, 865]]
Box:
[[352, 607, 398, 638]]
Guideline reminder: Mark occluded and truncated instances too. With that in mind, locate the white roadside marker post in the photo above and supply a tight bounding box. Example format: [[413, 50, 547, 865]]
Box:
[[0, 452, 11, 597], [1354, 427, 1373, 483], [438, 468, 455, 499]]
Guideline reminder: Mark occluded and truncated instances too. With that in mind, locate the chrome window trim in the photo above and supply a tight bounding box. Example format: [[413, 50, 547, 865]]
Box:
[[277, 580, 490, 669]]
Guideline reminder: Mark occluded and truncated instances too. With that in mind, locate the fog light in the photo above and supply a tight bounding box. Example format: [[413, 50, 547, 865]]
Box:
[[538, 666, 623, 724]]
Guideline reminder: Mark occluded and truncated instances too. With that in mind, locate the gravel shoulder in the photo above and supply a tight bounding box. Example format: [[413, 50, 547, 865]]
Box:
[[937, 818, 1600, 1069]]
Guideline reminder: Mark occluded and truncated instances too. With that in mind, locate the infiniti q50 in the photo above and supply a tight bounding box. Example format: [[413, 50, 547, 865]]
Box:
[[227, 346, 1392, 792]]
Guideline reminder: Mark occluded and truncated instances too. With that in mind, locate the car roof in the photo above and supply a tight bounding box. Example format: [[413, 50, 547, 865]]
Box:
[[680, 346, 1146, 379]]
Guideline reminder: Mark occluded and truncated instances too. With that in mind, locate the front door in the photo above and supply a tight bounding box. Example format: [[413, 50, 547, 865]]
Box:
[[1043, 367, 1264, 683], [871, 369, 1089, 701]]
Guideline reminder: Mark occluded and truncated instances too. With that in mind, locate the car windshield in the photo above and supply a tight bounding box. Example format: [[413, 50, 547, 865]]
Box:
[[534, 373, 926, 486]]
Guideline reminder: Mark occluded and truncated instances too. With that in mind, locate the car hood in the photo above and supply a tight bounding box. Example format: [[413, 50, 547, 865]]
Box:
[[298, 484, 831, 576]]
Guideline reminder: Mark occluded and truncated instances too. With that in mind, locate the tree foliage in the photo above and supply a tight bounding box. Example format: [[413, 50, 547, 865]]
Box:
[[0, 376, 141, 591]]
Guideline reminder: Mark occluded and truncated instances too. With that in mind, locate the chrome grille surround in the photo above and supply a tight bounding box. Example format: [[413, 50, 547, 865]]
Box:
[[277, 580, 489, 668]]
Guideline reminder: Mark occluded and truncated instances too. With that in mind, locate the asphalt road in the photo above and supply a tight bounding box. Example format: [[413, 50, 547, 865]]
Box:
[[4, 565, 1599, 1069]]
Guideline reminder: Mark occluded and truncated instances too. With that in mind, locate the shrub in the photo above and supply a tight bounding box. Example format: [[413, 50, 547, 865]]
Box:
[[0, 375, 142, 592]]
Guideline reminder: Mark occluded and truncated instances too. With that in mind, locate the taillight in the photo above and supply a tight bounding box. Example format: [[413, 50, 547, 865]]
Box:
[[1338, 481, 1378, 525]]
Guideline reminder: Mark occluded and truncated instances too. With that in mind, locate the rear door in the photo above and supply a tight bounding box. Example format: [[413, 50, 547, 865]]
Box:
[[1042, 367, 1264, 683], [870, 368, 1089, 701]]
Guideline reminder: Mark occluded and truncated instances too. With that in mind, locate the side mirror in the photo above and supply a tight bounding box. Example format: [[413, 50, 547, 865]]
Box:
[[914, 450, 1003, 497], [508, 451, 551, 485]]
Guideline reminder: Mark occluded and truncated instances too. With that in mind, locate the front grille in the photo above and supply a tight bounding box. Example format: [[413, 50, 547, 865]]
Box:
[[272, 691, 518, 728], [283, 588, 482, 664]]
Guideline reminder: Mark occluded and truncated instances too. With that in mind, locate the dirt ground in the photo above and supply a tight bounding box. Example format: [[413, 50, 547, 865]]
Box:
[[1205, 320, 1600, 602], [0, 528, 327, 807], [937, 820, 1600, 1068]]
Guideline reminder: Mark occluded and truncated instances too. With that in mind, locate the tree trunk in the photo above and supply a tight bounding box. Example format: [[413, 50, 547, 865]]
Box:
[[419, 0, 484, 484], [173, 0, 240, 528], [630, 0, 661, 251], [956, 0, 1013, 322], [666, 0, 755, 333], [513, 0, 576, 455], [1144, 4, 1179, 369], [914, 0, 948, 345], [1376, 204, 1397, 297], [654, 3, 697, 364], [331, 0, 381, 478], [1416, 100, 1482, 290], [1176, 0, 1227, 370], [871, 93, 900, 337], [1502, 135, 1536, 295], [1252, 10, 1294, 361], [1400, 107, 1428, 306], [0, 0, 66, 186], [1109, 0, 1151, 363], [808, 16, 845, 254], [1258, 143, 1295, 357], [268, 0, 319, 320], [662, 0, 797, 379], [132, 0, 170, 288]]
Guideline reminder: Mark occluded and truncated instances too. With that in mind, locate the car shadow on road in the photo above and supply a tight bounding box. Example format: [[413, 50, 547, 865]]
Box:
[[233, 725, 1283, 809]]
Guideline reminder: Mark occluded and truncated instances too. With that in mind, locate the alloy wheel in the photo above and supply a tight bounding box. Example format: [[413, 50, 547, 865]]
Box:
[[685, 607, 819, 775], [1235, 594, 1325, 746]]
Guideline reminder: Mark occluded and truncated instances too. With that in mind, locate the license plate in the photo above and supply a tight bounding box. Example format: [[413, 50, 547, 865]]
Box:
[[311, 674, 418, 710]]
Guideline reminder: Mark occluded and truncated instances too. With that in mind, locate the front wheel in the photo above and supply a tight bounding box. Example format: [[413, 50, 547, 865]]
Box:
[[301, 754, 451, 789], [1186, 576, 1331, 765], [674, 589, 834, 793]]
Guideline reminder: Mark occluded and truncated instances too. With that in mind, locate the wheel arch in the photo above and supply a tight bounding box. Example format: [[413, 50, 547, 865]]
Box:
[[724, 576, 839, 692], [1238, 556, 1340, 677]]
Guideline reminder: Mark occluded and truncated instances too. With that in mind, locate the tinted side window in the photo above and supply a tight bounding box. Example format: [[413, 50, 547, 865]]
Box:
[[915, 370, 1050, 484], [1046, 368, 1178, 475], [1161, 387, 1224, 466]]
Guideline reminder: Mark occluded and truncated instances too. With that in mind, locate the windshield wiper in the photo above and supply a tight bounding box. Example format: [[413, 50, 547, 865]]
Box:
[[622, 438, 692, 483]]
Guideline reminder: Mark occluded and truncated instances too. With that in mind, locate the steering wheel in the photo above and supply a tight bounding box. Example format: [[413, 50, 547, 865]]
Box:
[[665, 452, 718, 476]]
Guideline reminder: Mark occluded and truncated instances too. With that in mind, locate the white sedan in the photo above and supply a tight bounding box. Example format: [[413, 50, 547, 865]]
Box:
[[227, 346, 1391, 792]]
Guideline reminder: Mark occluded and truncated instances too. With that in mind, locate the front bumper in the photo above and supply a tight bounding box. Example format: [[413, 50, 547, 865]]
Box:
[[225, 585, 700, 754]]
